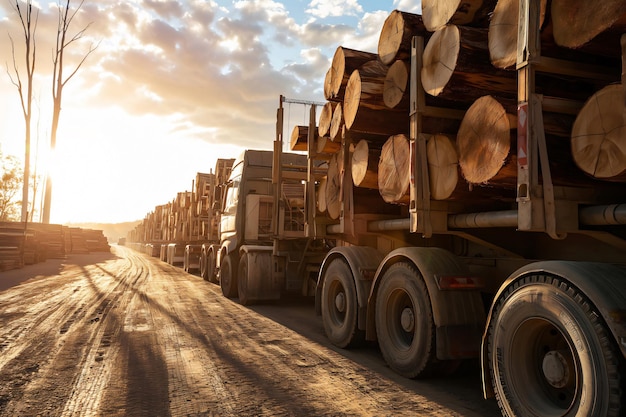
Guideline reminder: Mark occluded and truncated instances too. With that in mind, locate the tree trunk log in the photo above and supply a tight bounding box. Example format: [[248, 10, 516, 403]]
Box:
[[378, 134, 411, 204], [318, 102, 336, 137], [457, 96, 513, 185], [427, 134, 459, 200], [329, 47, 377, 101], [551, 0, 626, 49], [378, 10, 429, 65], [489, 0, 621, 69], [422, 24, 516, 103], [317, 135, 341, 156], [290, 125, 341, 155], [383, 60, 410, 109], [488, 0, 533, 69], [344, 68, 409, 135], [571, 84, 626, 181], [323, 68, 333, 101], [352, 139, 380, 189], [423, 0, 498, 32], [329, 103, 344, 142]]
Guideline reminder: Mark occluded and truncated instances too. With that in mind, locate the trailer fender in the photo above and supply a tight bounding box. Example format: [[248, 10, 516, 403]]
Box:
[[217, 239, 237, 269], [315, 246, 384, 331], [481, 260, 626, 399], [367, 247, 486, 359]]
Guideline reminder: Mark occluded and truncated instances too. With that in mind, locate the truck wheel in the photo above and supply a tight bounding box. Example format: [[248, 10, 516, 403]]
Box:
[[375, 262, 437, 379], [220, 255, 238, 298], [238, 253, 254, 306], [487, 274, 623, 417], [321, 258, 363, 348], [207, 251, 218, 283]]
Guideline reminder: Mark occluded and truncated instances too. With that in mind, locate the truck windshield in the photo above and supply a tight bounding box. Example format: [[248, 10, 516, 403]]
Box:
[[223, 176, 241, 215]]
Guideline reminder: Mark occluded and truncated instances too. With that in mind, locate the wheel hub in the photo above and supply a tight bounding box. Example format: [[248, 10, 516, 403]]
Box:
[[542, 350, 571, 389], [335, 292, 346, 313], [400, 307, 414, 332]]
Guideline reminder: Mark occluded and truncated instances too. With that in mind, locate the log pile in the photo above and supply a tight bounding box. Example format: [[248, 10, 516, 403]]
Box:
[[297, 3, 625, 224], [0, 222, 111, 272]]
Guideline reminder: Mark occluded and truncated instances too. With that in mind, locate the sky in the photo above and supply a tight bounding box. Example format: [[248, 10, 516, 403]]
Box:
[[0, 0, 421, 225]]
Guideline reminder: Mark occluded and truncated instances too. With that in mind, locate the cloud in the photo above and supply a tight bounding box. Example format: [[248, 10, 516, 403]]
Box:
[[306, 0, 363, 19]]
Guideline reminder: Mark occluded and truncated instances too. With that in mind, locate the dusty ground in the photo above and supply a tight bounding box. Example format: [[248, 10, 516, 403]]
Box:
[[0, 245, 501, 416]]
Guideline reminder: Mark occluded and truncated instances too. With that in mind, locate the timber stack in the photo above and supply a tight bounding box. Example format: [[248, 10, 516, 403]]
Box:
[[0, 222, 110, 272], [291, 1, 625, 216]]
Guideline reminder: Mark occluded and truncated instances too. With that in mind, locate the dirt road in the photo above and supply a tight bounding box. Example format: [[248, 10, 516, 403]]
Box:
[[0, 245, 501, 416]]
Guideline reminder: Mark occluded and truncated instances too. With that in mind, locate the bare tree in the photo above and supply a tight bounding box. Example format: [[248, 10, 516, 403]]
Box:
[[41, 0, 97, 224], [6, 0, 38, 223]]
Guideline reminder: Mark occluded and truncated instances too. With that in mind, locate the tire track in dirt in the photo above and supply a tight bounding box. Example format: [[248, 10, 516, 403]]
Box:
[[0, 248, 140, 416], [146, 265, 237, 416], [61, 248, 156, 416], [136, 258, 473, 417]]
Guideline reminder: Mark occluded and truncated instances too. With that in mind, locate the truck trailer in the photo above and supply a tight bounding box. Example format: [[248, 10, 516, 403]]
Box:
[[128, 2, 626, 415]]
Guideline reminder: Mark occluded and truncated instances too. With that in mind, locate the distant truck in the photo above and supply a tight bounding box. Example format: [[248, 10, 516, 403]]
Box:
[[210, 149, 327, 304]]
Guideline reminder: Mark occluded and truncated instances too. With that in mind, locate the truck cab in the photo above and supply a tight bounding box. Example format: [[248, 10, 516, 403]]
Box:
[[216, 149, 323, 304]]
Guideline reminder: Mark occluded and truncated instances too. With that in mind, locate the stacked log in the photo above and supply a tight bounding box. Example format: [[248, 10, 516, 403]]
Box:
[[457, 96, 516, 187], [343, 63, 409, 135], [422, 24, 516, 104], [306, 4, 626, 224], [378, 10, 429, 65], [422, 0, 498, 32], [383, 60, 410, 109], [378, 134, 411, 204], [327, 47, 377, 101], [290, 125, 340, 155], [352, 139, 380, 189], [551, 0, 626, 50], [427, 134, 459, 200], [318, 102, 336, 137], [571, 84, 626, 182]]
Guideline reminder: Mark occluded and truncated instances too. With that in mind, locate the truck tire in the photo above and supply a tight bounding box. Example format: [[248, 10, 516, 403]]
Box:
[[220, 254, 238, 298], [238, 253, 254, 306], [321, 258, 364, 348], [207, 250, 218, 283], [375, 262, 438, 379], [487, 274, 624, 417]]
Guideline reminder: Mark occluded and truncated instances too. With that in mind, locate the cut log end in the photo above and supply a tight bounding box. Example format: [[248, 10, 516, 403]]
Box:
[[552, 0, 626, 48], [383, 60, 409, 109], [571, 84, 626, 180], [378, 134, 411, 204], [457, 96, 511, 184], [422, 0, 462, 32], [488, 0, 519, 69], [427, 134, 459, 200], [421, 25, 460, 97], [352, 139, 380, 189]]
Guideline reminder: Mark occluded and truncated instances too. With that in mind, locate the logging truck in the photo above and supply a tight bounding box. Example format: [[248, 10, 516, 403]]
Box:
[[293, 1, 626, 415], [127, 1, 626, 415]]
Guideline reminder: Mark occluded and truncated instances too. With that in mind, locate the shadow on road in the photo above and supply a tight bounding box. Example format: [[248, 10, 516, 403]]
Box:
[[0, 251, 119, 292]]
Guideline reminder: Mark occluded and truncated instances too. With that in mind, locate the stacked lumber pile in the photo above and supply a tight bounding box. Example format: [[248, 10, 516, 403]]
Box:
[[30, 223, 66, 259], [64, 227, 110, 254], [0, 222, 109, 271], [296, 2, 624, 217]]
